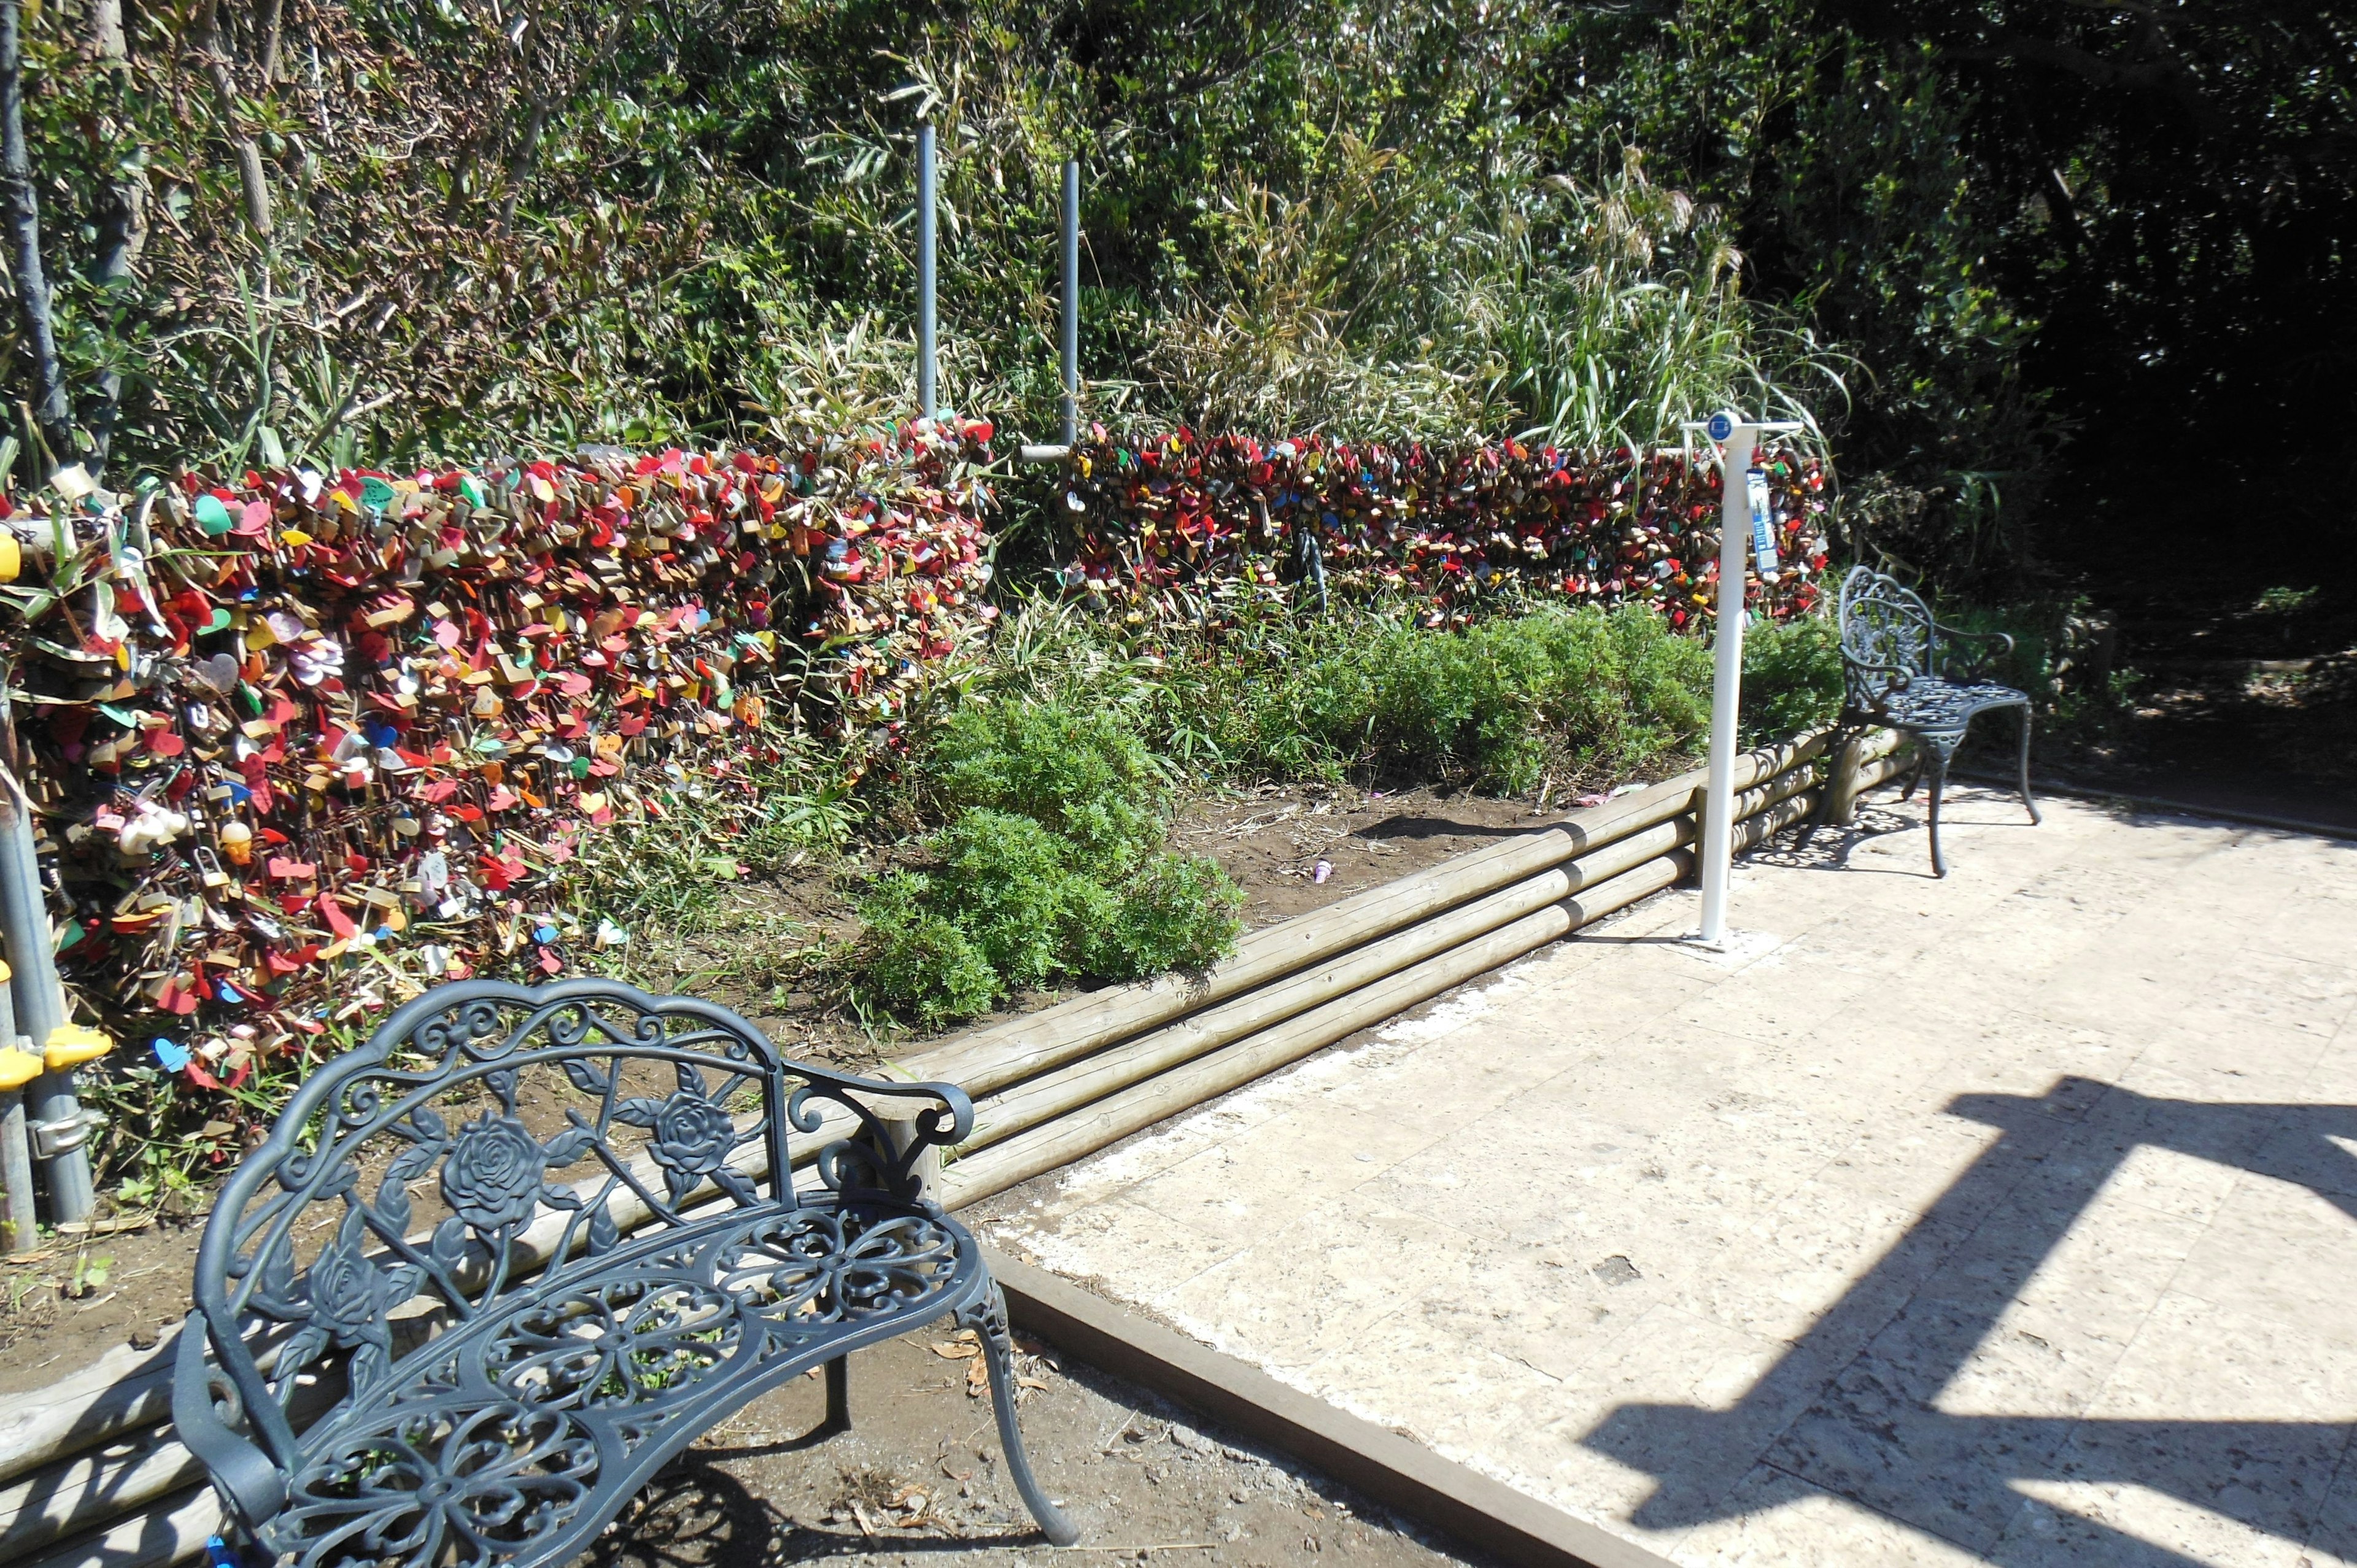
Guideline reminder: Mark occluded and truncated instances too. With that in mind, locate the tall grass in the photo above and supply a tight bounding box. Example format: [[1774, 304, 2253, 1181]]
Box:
[[1144, 141, 1851, 457]]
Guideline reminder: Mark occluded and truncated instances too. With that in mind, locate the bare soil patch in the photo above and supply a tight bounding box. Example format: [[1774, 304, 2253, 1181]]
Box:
[[582, 1330, 1483, 1568]]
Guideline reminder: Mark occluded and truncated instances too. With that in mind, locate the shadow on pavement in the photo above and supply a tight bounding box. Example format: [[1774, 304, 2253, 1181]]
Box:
[[1582, 1079, 2357, 1564]]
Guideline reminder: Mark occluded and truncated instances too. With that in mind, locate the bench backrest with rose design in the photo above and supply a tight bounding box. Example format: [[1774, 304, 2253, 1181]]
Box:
[[171, 978, 1077, 1568]]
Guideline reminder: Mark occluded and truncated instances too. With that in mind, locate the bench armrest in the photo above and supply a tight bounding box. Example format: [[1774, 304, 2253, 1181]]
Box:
[[172, 1313, 288, 1530], [786, 1063, 974, 1202], [1930, 622, 2014, 679], [1841, 655, 1917, 706]]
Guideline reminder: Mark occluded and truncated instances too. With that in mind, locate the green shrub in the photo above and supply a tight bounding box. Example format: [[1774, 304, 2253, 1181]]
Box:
[[932, 701, 1173, 866], [1097, 854, 1247, 979], [926, 811, 1082, 992], [852, 871, 1001, 1030], [1278, 604, 1716, 791], [1740, 613, 1845, 744], [856, 703, 1247, 1027]]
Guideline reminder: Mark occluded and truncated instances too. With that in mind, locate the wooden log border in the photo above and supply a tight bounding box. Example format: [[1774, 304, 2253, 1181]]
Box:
[[0, 726, 1885, 1568]]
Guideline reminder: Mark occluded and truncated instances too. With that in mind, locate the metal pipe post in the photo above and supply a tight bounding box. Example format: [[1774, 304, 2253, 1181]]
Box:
[[1694, 418, 1757, 950], [0, 773, 91, 1219], [917, 119, 937, 422], [0, 972, 34, 1254], [1060, 159, 1080, 445]]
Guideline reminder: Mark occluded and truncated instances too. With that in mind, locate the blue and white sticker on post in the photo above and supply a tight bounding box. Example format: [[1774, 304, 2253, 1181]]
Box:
[[1745, 467, 1779, 576], [1705, 411, 1735, 442]]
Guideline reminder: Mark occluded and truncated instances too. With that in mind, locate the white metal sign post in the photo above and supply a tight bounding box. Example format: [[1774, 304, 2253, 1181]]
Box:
[[1688, 409, 1802, 949]]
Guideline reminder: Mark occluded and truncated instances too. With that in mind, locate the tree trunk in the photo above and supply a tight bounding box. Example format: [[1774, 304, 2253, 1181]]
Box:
[[82, 0, 147, 473], [0, 0, 72, 466], [253, 0, 281, 85], [194, 0, 271, 239]]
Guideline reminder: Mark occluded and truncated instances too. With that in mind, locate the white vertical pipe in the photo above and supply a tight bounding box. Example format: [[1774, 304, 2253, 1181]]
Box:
[[916, 120, 937, 422], [1060, 159, 1080, 446], [1695, 420, 1756, 949]]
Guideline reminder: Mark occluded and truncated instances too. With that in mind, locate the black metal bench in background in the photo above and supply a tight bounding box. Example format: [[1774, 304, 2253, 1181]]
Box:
[[172, 978, 1078, 1568], [1835, 565, 2041, 876]]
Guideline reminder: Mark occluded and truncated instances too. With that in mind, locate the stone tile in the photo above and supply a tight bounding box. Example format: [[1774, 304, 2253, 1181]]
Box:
[[2166, 1180, 2357, 1353], [1998, 1480, 2311, 1566], [989, 793, 2357, 1566], [2085, 1289, 2357, 1425], [979, 1193, 1241, 1292], [2299, 1445, 2357, 1567], [1519, 1303, 1805, 1531], [1667, 1462, 1999, 1566], [1663, 1188, 1952, 1349], [1763, 1359, 2057, 1552], [1151, 1189, 1468, 1373]]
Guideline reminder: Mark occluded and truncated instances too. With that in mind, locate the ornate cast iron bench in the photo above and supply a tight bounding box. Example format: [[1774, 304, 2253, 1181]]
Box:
[[172, 978, 1078, 1568], [1836, 565, 2040, 876]]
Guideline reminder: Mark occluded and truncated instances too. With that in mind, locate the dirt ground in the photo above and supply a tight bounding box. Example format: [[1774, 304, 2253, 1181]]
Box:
[[573, 1330, 1483, 1568], [0, 773, 1633, 1391]]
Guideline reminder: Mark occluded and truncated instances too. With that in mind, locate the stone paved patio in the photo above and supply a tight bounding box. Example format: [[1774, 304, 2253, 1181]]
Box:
[[972, 783, 2357, 1566]]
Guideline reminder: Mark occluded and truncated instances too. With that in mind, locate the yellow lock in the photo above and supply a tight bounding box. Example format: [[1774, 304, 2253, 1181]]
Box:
[[0, 1046, 38, 1091], [43, 1022, 114, 1070], [0, 530, 19, 584]]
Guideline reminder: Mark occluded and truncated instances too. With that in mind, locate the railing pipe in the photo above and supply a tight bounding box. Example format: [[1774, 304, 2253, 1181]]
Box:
[[0, 771, 90, 1221]]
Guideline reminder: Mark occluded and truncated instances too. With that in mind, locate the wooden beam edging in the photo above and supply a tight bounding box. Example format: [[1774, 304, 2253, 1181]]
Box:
[[983, 1246, 1674, 1568], [895, 728, 1834, 1097]]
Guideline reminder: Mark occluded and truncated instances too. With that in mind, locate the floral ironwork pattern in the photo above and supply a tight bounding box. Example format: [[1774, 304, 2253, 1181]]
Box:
[[441, 1114, 555, 1233], [616, 1067, 752, 1205], [277, 1402, 600, 1568], [485, 1279, 742, 1411], [714, 1207, 961, 1327]]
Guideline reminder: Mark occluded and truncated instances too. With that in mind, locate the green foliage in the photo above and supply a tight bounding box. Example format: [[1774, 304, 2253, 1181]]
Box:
[[852, 872, 1002, 1032], [927, 811, 1087, 992], [982, 595, 1726, 794], [1930, 596, 2138, 743], [1089, 854, 1249, 981], [932, 702, 1172, 867], [853, 704, 1242, 1027], [1739, 614, 1844, 745]]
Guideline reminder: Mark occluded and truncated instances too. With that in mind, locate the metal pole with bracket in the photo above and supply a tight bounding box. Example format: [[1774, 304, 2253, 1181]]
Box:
[[917, 118, 938, 422], [0, 964, 36, 1253], [0, 765, 96, 1220], [1686, 410, 1803, 950], [1060, 158, 1080, 446]]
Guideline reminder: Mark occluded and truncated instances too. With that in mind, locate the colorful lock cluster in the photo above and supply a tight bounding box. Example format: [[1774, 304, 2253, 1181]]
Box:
[[1048, 430, 1830, 628], [2, 420, 995, 1094]]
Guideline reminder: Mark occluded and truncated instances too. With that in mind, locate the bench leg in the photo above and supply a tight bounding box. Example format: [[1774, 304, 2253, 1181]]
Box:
[[1899, 746, 1925, 802], [824, 1354, 850, 1433], [2016, 705, 2042, 825], [1925, 757, 1948, 878], [963, 1284, 1080, 1545]]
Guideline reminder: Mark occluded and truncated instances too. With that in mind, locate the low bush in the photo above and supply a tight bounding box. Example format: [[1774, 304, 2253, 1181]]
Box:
[[931, 702, 1174, 865], [977, 594, 1842, 793], [853, 728, 1242, 1029]]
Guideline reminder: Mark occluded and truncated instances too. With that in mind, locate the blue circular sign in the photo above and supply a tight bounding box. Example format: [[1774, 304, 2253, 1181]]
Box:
[[1706, 412, 1734, 442]]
